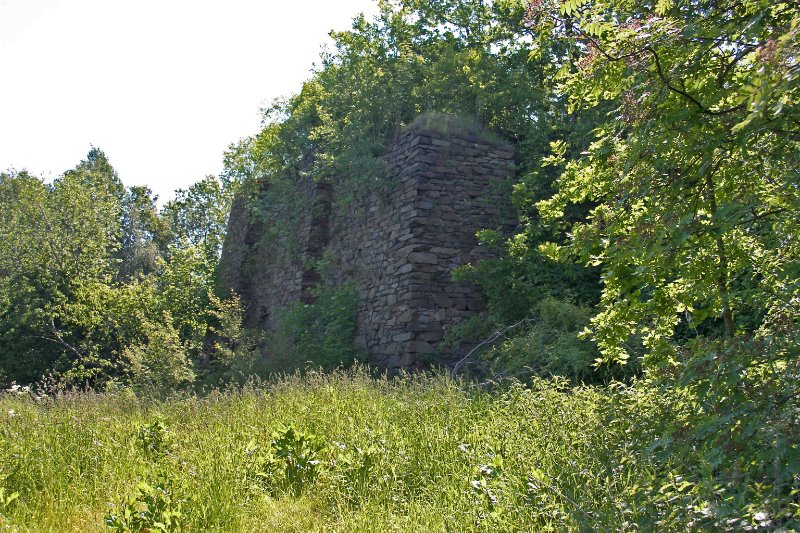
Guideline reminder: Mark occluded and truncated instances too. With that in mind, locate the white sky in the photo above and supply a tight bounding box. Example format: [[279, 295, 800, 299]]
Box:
[[0, 0, 379, 203]]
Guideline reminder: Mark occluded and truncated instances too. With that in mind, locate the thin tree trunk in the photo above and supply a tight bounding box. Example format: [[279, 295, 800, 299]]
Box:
[[714, 233, 735, 338], [704, 171, 735, 338]]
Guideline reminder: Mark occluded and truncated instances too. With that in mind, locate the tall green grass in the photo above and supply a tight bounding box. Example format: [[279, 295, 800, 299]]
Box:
[[0, 368, 795, 531]]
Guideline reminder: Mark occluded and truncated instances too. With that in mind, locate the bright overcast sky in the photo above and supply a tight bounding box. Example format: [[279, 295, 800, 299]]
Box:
[[0, 0, 379, 202]]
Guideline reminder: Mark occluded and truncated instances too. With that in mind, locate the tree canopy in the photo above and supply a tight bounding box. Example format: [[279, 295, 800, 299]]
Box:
[[0, 151, 238, 388], [528, 0, 799, 365]]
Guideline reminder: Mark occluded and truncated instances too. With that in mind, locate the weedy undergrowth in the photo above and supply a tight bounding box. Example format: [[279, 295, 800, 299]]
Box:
[[136, 417, 171, 459], [0, 485, 19, 525], [255, 425, 324, 497], [105, 481, 187, 532], [0, 367, 796, 531]]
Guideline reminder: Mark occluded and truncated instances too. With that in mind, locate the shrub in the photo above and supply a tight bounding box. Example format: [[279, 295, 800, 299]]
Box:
[[266, 285, 363, 372], [105, 481, 186, 532], [202, 294, 264, 384], [135, 417, 171, 459], [255, 426, 325, 497], [481, 299, 632, 384], [123, 315, 195, 393]]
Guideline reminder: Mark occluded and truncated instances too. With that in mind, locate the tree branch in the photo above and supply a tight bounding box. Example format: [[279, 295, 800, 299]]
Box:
[[644, 46, 745, 116], [38, 318, 84, 360], [541, 9, 747, 117], [451, 317, 533, 376]]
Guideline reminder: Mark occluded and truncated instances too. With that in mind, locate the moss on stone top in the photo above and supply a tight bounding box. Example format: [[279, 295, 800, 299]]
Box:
[[404, 113, 507, 147]]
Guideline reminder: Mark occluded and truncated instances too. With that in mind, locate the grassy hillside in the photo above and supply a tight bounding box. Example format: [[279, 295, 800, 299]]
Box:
[[0, 369, 794, 531]]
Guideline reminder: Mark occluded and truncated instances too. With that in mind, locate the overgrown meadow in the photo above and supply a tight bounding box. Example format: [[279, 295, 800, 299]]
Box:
[[1, 367, 797, 532]]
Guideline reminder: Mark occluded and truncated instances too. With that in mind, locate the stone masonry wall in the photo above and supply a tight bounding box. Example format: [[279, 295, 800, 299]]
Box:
[[218, 177, 332, 329], [327, 127, 515, 370], [219, 123, 515, 371]]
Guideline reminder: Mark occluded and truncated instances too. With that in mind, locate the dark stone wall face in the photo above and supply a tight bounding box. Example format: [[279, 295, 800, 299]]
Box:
[[217, 176, 326, 330], [219, 125, 515, 371]]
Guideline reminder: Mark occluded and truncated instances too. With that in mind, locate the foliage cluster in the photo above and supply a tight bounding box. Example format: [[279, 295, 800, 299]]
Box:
[[265, 285, 364, 374], [453, 223, 606, 383], [223, 0, 562, 187], [252, 426, 326, 497], [0, 152, 241, 390], [530, 0, 799, 365], [478, 298, 634, 383], [105, 481, 187, 533]]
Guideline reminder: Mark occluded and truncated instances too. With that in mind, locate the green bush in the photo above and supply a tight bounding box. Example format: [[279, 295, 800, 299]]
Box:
[[451, 226, 611, 384], [135, 417, 171, 459], [254, 426, 325, 497], [484, 299, 633, 384], [618, 335, 800, 530], [202, 294, 264, 385], [266, 285, 363, 372], [105, 481, 187, 532], [123, 315, 195, 393]]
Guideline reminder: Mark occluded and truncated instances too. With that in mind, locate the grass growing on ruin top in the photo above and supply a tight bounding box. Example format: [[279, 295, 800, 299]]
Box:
[[0, 368, 791, 531], [405, 112, 508, 147]]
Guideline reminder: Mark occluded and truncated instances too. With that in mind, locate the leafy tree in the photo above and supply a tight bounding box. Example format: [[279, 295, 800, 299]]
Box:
[[0, 147, 245, 387], [155, 244, 218, 354], [61, 146, 126, 202], [226, 0, 564, 187], [161, 176, 234, 262], [0, 151, 125, 385], [524, 4, 800, 523], [531, 0, 800, 365], [118, 186, 169, 281], [0, 171, 52, 384]]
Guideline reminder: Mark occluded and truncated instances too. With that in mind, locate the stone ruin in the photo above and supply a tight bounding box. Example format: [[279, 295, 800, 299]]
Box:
[[218, 119, 516, 371]]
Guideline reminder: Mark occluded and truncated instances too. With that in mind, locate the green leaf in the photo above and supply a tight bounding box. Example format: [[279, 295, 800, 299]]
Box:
[[655, 0, 673, 15]]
